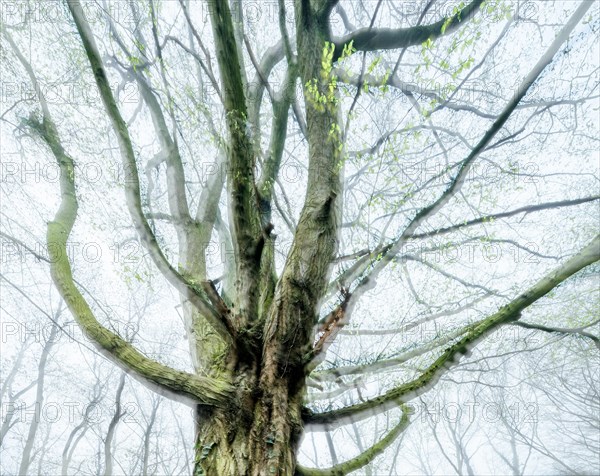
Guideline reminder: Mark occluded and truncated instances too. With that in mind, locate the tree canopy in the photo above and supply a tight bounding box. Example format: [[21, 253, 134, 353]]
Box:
[[1, 0, 599, 474]]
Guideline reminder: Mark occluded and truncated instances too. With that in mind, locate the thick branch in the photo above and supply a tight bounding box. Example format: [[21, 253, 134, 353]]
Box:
[[305, 289, 352, 373], [332, 0, 485, 60], [208, 0, 263, 326], [12, 49, 233, 407], [257, 65, 297, 218]]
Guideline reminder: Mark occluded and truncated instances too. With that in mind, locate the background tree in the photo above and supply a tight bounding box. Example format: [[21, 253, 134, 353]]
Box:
[[1, 0, 598, 474]]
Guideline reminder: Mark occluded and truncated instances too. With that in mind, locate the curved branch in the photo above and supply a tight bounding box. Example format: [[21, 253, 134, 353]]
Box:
[[332, 0, 485, 60], [328, 196, 598, 305], [123, 12, 192, 232], [5, 20, 234, 407], [40, 81, 232, 408], [336, 68, 496, 119], [247, 40, 285, 135], [298, 406, 410, 474]]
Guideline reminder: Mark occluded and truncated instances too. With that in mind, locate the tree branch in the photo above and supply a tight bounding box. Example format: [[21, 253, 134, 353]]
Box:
[[298, 406, 410, 474], [6, 21, 233, 406], [327, 0, 593, 320], [412, 196, 600, 240], [304, 234, 600, 428], [512, 320, 600, 350], [208, 0, 264, 328], [66, 1, 234, 343], [312, 323, 475, 383], [105, 11, 192, 239], [331, 0, 485, 60]]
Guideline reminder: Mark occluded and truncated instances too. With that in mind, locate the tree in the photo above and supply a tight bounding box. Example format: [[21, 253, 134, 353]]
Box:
[[1, 0, 598, 474]]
